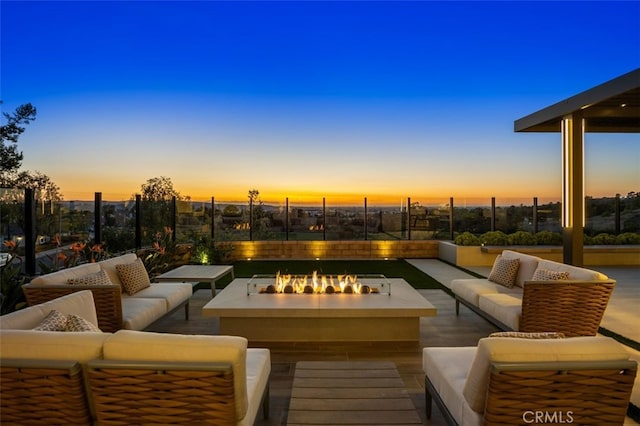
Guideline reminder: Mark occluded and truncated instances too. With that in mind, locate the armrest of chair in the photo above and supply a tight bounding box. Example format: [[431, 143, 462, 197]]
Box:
[[520, 280, 615, 337], [22, 283, 123, 333]]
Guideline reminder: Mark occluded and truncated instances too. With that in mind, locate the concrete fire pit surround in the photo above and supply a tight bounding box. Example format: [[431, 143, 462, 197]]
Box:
[[202, 277, 436, 342]]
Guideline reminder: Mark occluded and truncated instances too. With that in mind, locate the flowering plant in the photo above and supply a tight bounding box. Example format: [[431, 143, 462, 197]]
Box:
[[1, 240, 27, 314]]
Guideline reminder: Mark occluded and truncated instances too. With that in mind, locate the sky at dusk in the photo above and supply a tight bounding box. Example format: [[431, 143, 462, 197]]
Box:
[[2, 1, 639, 206]]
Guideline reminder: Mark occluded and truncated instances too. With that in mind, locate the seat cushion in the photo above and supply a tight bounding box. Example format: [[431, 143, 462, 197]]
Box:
[[104, 330, 250, 421], [240, 348, 272, 426], [125, 283, 192, 310], [451, 279, 511, 307], [423, 347, 481, 426], [120, 298, 167, 330], [478, 293, 522, 330], [462, 336, 631, 413]]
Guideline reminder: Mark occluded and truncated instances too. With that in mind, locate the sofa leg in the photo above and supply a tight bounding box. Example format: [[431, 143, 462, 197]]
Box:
[[262, 384, 270, 419], [425, 377, 432, 419], [455, 300, 459, 316], [185, 302, 190, 320]]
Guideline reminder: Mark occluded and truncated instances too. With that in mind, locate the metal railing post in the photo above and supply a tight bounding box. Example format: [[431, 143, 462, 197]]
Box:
[[171, 196, 177, 242], [615, 194, 621, 234], [364, 197, 368, 241], [211, 196, 215, 240], [285, 197, 289, 241], [94, 192, 102, 244], [532, 197, 538, 234], [249, 198, 253, 241], [407, 197, 411, 240], [449, 197, 454, 240], [135, 194, 142, 249], [491, 197, 496, 231], [322, 197, 326, 241], [24, 188, 36, 276]]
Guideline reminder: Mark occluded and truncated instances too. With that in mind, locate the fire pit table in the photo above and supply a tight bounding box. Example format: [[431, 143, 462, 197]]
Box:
[[202, 275, 436, 342]]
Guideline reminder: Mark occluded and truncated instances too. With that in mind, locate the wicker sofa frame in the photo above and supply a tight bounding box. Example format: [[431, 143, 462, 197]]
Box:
[[425, 359, 637, 426], [1, 358, 270, 426], [455, 279, 616, 337], [0, 359, 92, 425], [22, 284, 124, 333]]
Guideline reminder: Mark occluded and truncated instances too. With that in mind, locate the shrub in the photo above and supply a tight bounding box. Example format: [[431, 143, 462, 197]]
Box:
[[535, 231, 563, 245], [616, 232, 640, 244], [589, 233, 618, 245], [480, 231, 509, 246], [454, 232, 482, 246], [508, 231, 536, 245]]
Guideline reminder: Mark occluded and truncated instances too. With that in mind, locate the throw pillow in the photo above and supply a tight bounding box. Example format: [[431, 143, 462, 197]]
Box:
[[489, 331, 566, 339], [67, 269, 113, 286], [66, 314, 102, 332], [32, 310, 69, 331], [531, 268, 570, 281], [116, 258, 151, 295], [488, 255, 520, 288]]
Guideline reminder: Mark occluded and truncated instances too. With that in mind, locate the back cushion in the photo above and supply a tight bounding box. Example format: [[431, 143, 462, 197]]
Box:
[[462, 336, 630, 413], [103, 330, 249, 421], [99, 253, 138, 289], [0, 330, 109, 362], [30, 263, 101, 285], [501, 250, 541, 287], [0, 290, 99, 330], [535, 260, 608, 281]]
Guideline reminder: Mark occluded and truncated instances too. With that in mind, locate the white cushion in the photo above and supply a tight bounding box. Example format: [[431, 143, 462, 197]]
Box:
[[120, 298, 167, 330], [104, 330, 250, 421], [0, 329, 109, 362], [462, 336, 631, 413], [423, 347, 481, 426], [30, 263, 101, 285], [478, 294, 521, 330], [0, 290, 98, 330], [501, 250, 542, 287], [99, 253, 138, 289], [240, 348, 272, 426], [124, 282, 192, 310], [451, 279, 514, 307], [535, 259, 608, 281]]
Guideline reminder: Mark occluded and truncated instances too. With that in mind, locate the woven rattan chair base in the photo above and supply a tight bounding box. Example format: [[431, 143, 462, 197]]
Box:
[[0, 360, 91, 426]]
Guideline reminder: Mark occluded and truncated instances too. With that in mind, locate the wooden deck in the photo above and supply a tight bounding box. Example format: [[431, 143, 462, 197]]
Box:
[[145, 288, 500, 425]]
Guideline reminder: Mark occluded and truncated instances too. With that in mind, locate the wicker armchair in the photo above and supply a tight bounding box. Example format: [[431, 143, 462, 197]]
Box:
[[22, 283, 123, 333], [86, 360, 261, 426], [0, 359, 92, 425], [520, 280, 616, 337]]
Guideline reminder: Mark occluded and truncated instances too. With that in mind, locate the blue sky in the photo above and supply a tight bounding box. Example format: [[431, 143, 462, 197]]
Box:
[[2, 1, 639, 204]]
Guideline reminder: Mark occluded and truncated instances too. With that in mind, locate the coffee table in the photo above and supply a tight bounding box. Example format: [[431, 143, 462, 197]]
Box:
[[202, 278, 436, 342], [287, 361, 422, 425], [154, 265, 234, 297]]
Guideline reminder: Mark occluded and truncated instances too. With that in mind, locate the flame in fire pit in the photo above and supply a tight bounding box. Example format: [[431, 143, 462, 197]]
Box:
[[259, 271, 377, 294]]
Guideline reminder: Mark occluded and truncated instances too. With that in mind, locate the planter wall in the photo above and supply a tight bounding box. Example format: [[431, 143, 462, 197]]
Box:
[[438, 241, 640, 266]]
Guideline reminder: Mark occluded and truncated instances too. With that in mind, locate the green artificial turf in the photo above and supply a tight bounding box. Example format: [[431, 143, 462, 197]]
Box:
[[229, 259, 445, 289]]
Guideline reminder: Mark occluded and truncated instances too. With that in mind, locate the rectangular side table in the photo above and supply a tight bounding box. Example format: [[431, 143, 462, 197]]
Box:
[[155, 265, 234, 297]]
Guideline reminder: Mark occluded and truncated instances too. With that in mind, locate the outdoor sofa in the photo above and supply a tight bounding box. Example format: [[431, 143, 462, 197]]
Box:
[[451, 250, 615, 336], [22, 252, 192, 332], [0, 290, 271, 425], [423, 333, 637, 426]]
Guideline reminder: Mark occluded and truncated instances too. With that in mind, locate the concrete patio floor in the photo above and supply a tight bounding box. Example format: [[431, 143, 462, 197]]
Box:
[[147, 260, 639, 425]]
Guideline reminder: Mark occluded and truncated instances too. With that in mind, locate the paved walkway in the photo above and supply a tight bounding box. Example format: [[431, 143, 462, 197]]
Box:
[[406, 259, 640, 415]]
